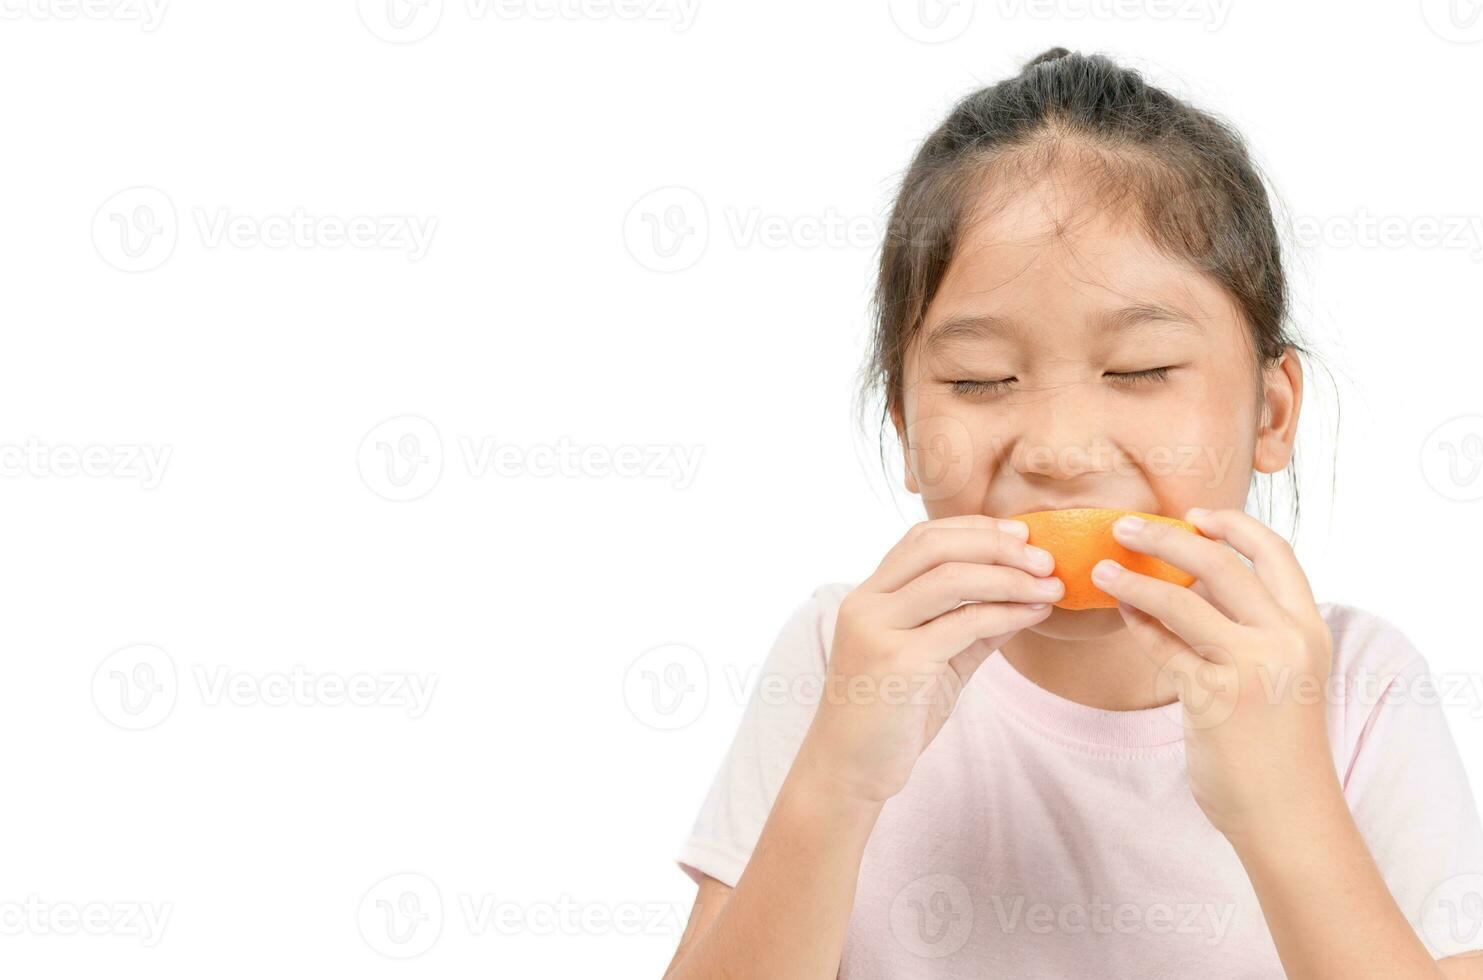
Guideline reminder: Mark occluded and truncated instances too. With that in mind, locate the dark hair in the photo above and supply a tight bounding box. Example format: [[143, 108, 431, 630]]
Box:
[[858, 47, 1327, 532]]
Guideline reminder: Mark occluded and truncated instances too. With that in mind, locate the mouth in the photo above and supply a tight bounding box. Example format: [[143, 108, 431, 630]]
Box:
[[1012, 503, 1144, 517]]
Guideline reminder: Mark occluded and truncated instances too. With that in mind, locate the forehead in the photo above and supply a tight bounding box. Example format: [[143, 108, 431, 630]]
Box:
[[923, 174, 1241, 345]]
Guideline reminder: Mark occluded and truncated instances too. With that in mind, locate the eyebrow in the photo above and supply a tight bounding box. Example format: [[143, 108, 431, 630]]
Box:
[[920, 302, 1203, 356]]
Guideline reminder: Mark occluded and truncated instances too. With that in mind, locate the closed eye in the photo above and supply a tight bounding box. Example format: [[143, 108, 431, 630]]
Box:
[[949, 367, 1175, 396], [1104, 366, 1175, 387], [949, 378, 1015, 396]]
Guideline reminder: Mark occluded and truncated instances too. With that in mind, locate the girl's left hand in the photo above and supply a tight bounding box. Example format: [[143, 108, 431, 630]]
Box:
[[1092, 507, 1338, 843]]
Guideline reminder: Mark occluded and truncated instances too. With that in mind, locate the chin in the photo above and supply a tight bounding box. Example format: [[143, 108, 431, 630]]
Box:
[[1024, 604, 1126, 639]]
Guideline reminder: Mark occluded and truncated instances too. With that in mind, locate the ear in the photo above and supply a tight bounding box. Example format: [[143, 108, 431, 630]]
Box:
[[1253, 348, 1303, 474], [891, 400, 920, 496]]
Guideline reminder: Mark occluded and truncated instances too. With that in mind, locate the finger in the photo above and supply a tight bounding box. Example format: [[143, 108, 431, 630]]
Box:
[[946, 638, 999, 690], [885, 561, 1064, 626], [1091, 557, 1233, 649], [1110, 513, 1284, 627], [1115, 600, 1219, 680], [1184, 508, 1318, 622], [913, 600, 1054, 662], [1117, 601, 1239, 730], [867, 518, 1050, 593]]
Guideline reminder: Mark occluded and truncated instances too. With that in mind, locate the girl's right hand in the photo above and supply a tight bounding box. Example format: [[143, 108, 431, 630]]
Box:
[[792, 515, 1062, 803]]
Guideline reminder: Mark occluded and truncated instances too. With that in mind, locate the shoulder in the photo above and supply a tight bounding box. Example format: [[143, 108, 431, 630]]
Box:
[[1314, 601, 1445, 783], [807, 582, 857, 663], [1316, 600, 1427, 680], [808, 581, 856, 617], [762, 583, 857, 671]]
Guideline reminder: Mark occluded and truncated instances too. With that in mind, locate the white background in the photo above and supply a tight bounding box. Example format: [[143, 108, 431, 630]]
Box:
[[2, 0, 1481, 976]]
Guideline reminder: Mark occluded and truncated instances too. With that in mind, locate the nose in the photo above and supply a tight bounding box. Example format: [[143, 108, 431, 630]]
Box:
[[1009, 380, 1120, 482]]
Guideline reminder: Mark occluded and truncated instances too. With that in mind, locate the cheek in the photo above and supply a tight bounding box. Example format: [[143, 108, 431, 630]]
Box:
[[904, 405, 979, 505], [903, 391, 1008, 513], [1117, 376, 1257, 496]]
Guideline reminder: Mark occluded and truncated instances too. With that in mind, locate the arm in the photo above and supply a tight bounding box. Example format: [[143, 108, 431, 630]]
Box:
[[663, 515, 1058, 978], [1442, 953, 1483, 978], [1101, 508, 1483, 979], [1229, 787, 1450, 978], [663, 761, 884, 980]]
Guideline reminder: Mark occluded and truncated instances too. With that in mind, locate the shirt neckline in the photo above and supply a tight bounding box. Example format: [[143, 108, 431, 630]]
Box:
[[979, 649, 1188, 749]]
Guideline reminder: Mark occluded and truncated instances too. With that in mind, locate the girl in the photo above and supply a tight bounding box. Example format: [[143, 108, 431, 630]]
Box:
[[662, 48, 1483, 978]]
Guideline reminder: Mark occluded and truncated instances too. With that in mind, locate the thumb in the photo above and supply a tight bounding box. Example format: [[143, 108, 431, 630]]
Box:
[[1115, 600, 1207, 685], [945, 633, 1012, 690], [1117, 601, 1240, 731]]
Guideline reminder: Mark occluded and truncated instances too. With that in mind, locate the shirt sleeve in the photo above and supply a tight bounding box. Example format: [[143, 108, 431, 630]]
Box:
[[673, 584, 844, 888], [1341, 649, 1483, 959]]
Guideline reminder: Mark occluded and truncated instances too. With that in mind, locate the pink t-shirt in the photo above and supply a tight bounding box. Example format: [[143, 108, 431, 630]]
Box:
[[676, 582, 1483, 977]]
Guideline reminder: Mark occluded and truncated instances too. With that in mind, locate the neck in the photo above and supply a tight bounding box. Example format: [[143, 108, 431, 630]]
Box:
[[998, 616, 1176, 711]]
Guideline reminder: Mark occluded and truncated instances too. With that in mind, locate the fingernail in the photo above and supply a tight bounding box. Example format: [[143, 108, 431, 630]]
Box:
[[997, 519, 1030, 539], [1113, 515, 1145, 536], [1025, 545, 1054, 573], [1036, 576, 1064, 596], [1186, 507, 1210, 521], [1092, 559, 1121, 585], [1026, 602, 1049, 610]]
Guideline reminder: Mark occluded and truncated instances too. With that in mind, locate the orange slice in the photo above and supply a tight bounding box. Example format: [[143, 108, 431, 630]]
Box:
[[1009, 507, 1202, 610]]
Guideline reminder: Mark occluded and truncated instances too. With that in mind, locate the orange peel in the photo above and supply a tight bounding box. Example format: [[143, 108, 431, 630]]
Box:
[[1009, 507, 1203, 610]]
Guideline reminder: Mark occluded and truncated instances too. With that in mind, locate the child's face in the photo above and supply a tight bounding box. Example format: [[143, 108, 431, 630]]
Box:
[[897, 178, 1300, 624]]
